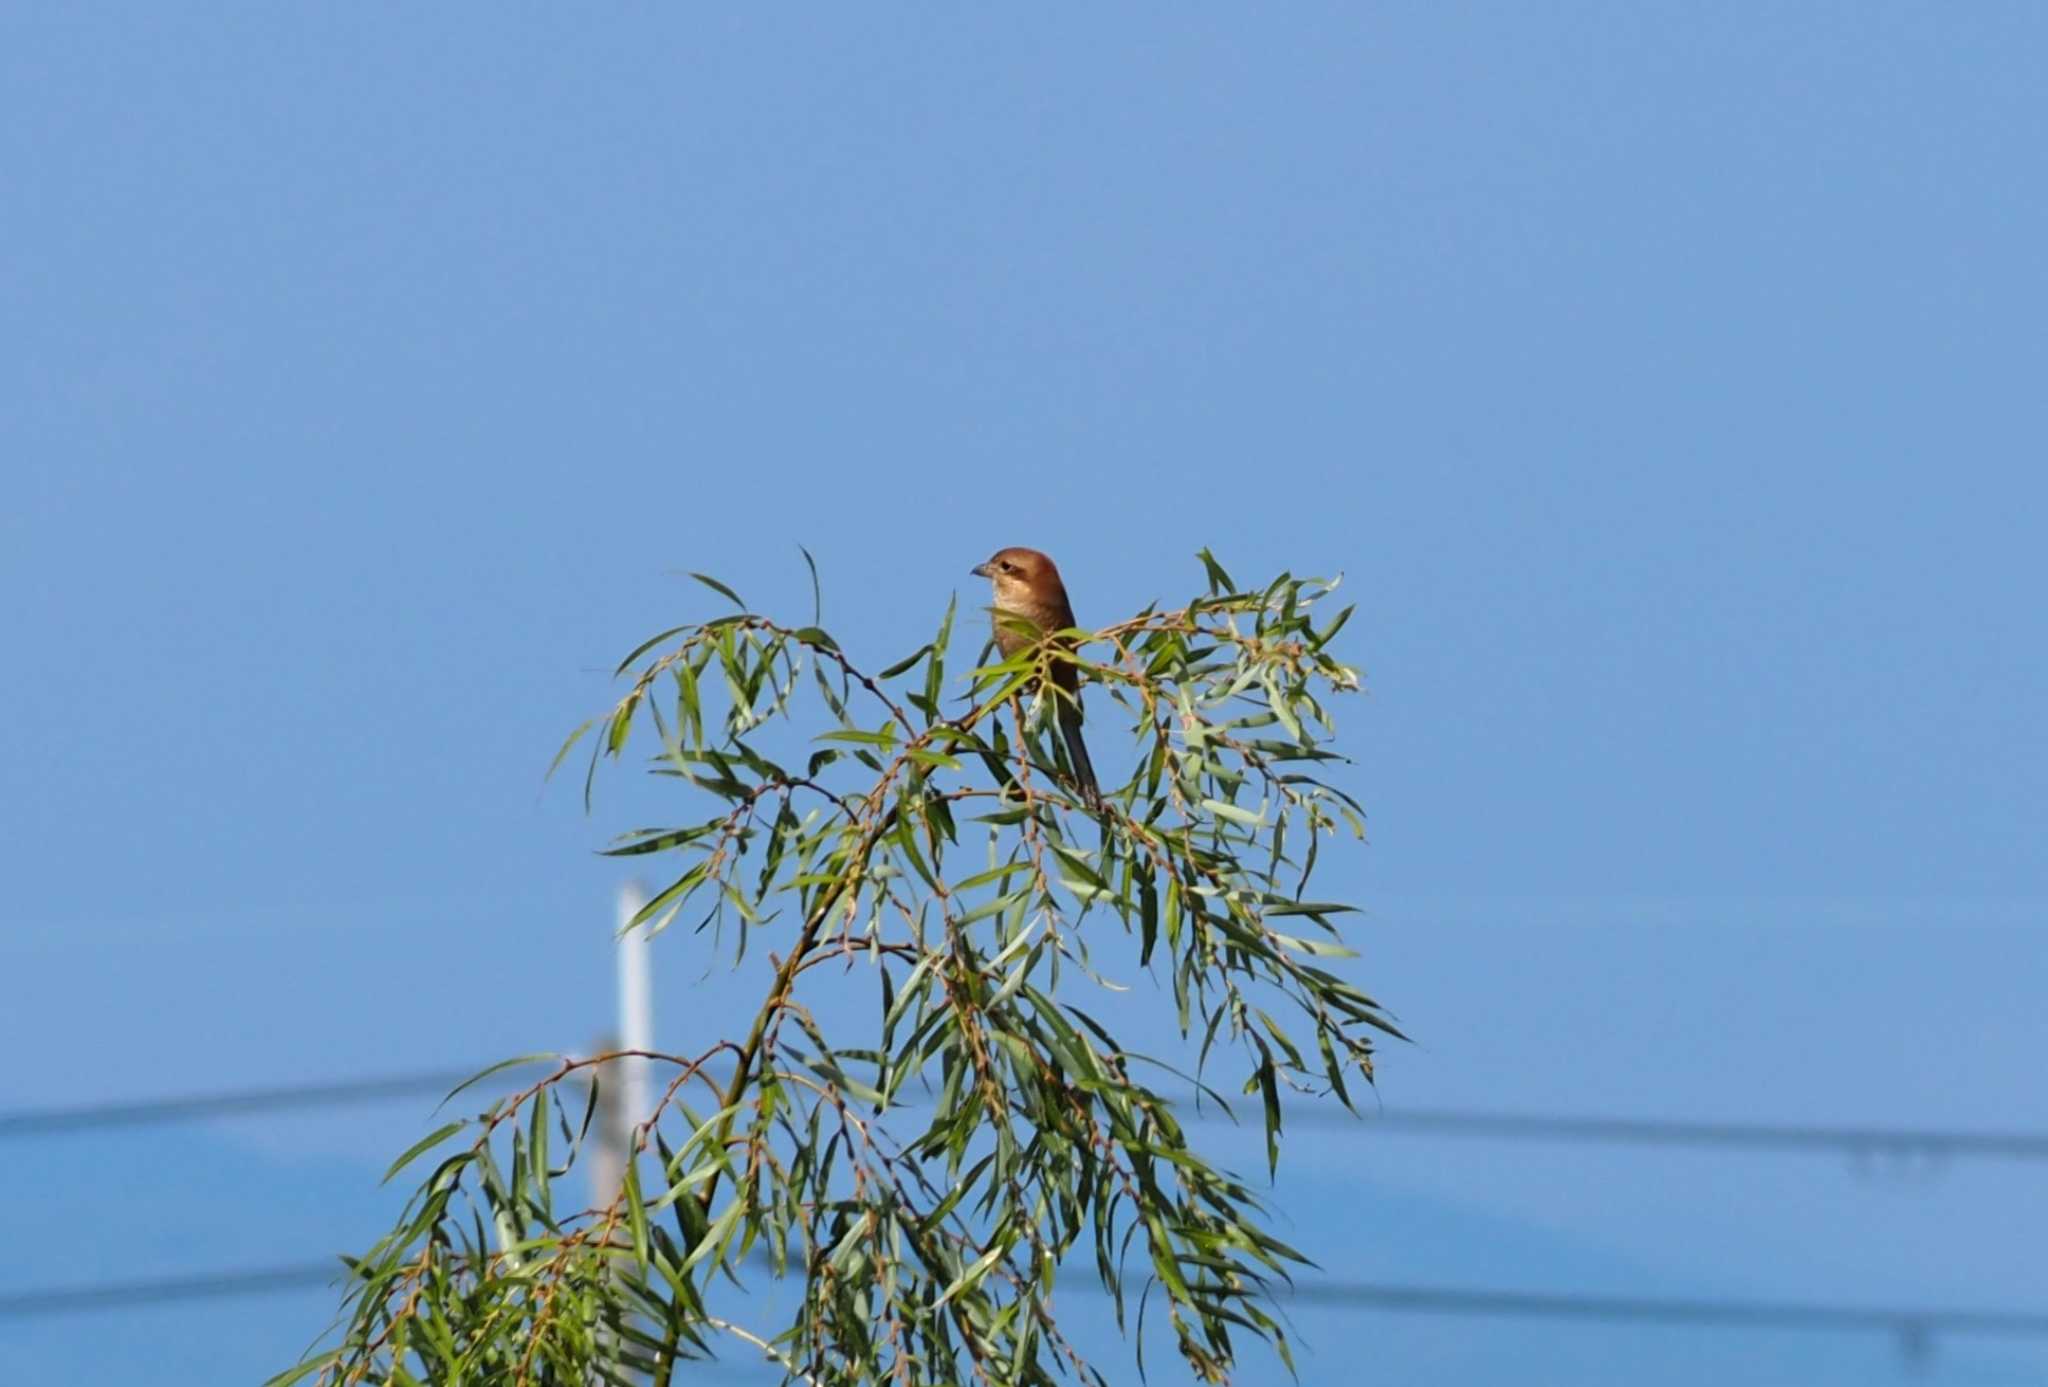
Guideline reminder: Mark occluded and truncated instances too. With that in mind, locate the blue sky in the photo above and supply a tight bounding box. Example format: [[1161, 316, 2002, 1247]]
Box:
[[4, 5, 2045, 1383]]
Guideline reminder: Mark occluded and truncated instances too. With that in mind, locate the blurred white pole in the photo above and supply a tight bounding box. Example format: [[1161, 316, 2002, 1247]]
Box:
[[616, 881, 653, 1136], [590, 884, 655, 1386], [587, 882, 654, 1215]]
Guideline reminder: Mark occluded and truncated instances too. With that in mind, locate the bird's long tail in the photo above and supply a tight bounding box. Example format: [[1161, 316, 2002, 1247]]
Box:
[[1057, 701, 1100, 806]]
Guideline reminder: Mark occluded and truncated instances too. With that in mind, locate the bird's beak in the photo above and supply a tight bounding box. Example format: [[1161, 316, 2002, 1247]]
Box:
[[970, 562, 992, 578]]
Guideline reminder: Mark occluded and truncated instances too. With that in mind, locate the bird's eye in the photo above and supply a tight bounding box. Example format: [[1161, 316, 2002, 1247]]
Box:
[[997, 561, 1014, 573]]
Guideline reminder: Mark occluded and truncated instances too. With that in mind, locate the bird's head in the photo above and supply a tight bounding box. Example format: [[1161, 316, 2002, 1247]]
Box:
[[971, 546, 1066, 611]]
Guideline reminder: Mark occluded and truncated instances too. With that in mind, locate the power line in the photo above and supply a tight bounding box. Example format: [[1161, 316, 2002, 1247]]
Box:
[[0, 1070, 482, 1138], [4, 1066, 2044, 1163], [1288, 1282, 2048, 1338], [0, 1264, 336, 1318], [1321, 1107, 2048, 1161], [0, 1264, 774, 1381], [6, 1260, 2045, 1346]]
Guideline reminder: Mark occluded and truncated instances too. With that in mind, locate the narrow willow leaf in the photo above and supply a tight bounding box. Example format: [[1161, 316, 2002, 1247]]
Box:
[[529, 1087, 552, 1208], [688, 572, 747, 609], [933, 1241, 1006, 1308], [600, 823, 716, 857], [1258, 1055, 1282, 1176], [800, 545, 823, 625], [630, 864, 712, 934], [545, 719, 596, 782], [612, 625, 693, 677], [957, 886, 1031, 926], [1318, 1026, 1354, 1112], [1144, 1210, 1192, 1303], [877, 644, 932, 680], [262, 1351, 342, 1387], [1195, 547, 1236, 595], [924, 592, 956, 721], [1265, 676, 1305, 744], [382, 1122, 465, 1185], [624, 1158, 651, 1269], [1136, 871, 1160, 966], [682, 1197, 744, 1273], [440, 1054, 558, 1107], [1201, 797, 1266, 827], [1312, 602, 1355, 650], [815, 725, 899, 748], [1268, 932, 1357, 958], [950, 860, 1032, 894], [606, 692, 641, 755]]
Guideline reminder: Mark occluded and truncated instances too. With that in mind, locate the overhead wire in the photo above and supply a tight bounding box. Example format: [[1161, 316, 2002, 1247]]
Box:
[[6, 1260, 2045, 1345], [4, 1066, 2043, 1162]]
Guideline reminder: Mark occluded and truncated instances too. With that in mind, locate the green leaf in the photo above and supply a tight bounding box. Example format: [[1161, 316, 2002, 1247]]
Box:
[[601, 824, 716, 857], [612, 625, 693, 677], [545, 719, 595, 782], [815, 724, 899, 748], [934, 1241, 1007, 1308], [606, 693, 639, 755], [1312, 602, 1354, 651], [440, 1054, 557, 1108], [957, 886, 1031, 926], [1145, 1210, 1191, 1302], [1318, 1025, 1354, 1112], [1201, 797, 1266, 827], [799, 545, 823, 625], [528, 1087, 552, 1208], [878, 644, 932, 680], [623, 1157, 651, 1269], [1257, 1055, 1283, 1176], [683, 1197, 744, 1273], [689, 572, 748, 609], [381, 1122, 465, 1185], [262, 1351, 343, 1387], [950, 860, 1032, 894], [1265, 677, 1305, 744], [1195, 548, 1236, 595], [630, 864, 712, 933], [1269, 932, 1357, 958], [923, 593, 956, 721]]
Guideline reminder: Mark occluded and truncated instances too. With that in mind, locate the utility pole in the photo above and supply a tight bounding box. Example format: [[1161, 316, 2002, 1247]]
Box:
[[617, 880, 653, 1143], [589, 881, 654, 1385], [588, 882, 654, 1212]]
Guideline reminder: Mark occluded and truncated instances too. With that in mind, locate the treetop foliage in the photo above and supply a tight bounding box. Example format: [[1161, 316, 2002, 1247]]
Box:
[[276, 549, 1395, 1387]]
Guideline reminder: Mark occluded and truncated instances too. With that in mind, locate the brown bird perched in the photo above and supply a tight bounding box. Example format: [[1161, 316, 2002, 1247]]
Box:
[[970, 546, 1099, 804]]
